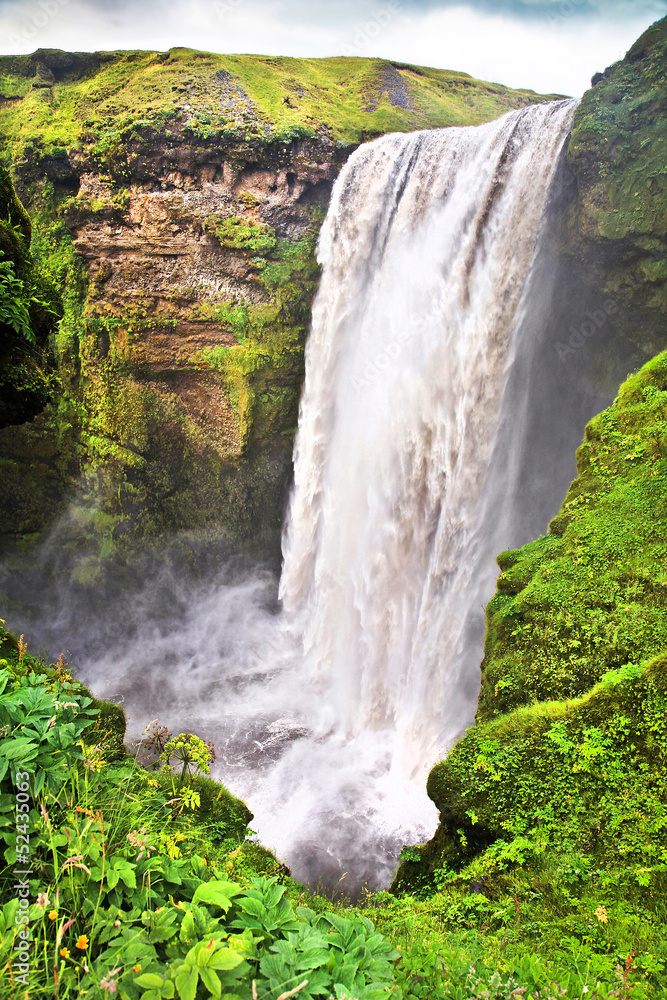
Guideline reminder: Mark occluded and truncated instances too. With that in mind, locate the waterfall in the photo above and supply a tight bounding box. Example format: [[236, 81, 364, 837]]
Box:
[[7, 99, 581, 893], [280, 100, 577, 776]]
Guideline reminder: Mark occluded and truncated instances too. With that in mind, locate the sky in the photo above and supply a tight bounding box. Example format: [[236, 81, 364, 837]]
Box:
[[0, 0, 665, 96]]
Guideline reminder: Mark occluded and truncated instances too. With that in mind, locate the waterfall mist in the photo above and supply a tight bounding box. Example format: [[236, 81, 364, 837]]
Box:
[[4, 98, 626, 895]]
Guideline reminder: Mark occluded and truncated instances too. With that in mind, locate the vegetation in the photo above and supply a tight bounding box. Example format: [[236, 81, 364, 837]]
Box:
[[0, 49, 561, 167], [478, 350, 667, 720], [0, 621, 400, 999], [0, 166, 63, 428]]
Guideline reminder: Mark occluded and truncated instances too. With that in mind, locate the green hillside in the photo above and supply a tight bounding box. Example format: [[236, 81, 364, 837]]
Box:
[[0, 48, 562, 164]]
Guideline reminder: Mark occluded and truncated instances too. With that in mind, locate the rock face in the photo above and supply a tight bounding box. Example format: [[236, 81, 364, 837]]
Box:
[[0, 47, 560, 564], [561, 17, 667, 367]]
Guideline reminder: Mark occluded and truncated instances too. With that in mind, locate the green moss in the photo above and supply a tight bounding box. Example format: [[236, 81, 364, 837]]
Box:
[[394, 650, 667, 900], [189, 773, 253, 839], [0, 166, 63, 428], [205, 215, 277, 255], [193, 231, 320, 452], [565, 16, 667, 366], [476, 351, 667, 721]]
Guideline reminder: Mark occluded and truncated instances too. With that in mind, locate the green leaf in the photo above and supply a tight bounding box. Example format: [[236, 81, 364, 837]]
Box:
[[33, 768, 45, 797], [208, 950, 245, 972], [192, 880, 241, 912], [199, 966, 222, 997], [175, 966, 199, 1000], [237, 897, 266, 919], [135, 974, 166, 988], [1, 738, 39, 760]]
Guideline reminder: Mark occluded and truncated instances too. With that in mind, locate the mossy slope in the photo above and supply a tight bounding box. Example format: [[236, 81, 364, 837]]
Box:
[[478, 351, 667, 721], [0, 47, 562, 161]]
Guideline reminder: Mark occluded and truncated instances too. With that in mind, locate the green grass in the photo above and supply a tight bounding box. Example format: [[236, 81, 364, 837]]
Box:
[[0, 48, 563, 167]]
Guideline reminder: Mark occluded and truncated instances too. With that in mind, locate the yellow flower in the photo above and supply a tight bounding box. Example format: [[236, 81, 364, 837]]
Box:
[[75, 935, 89, 950], [133, 964, 141, 972], [48, 910, 58, 921], [60, 948, 70, 959], [595, 906, 608, 924]]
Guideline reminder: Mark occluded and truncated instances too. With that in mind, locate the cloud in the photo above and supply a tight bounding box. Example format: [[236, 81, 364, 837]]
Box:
[[284, 0, 667, 19], [0, 0, 664, 96]]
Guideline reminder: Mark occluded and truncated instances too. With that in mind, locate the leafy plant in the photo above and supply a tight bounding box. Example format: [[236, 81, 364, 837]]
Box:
[[0, 249, 33, 343]]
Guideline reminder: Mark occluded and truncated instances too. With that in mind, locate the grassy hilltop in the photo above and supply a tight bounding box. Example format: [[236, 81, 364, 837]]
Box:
[[0, 47, 562, 157]]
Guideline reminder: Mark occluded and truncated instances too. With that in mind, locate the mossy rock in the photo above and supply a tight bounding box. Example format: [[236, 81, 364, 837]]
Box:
[[394, 651, 667, 895], [564, 15, 667, 367], [190, 773, 253, 839]]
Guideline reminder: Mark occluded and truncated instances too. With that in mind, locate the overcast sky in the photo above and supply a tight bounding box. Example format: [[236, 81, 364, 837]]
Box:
[[1, 0, 665, 96]]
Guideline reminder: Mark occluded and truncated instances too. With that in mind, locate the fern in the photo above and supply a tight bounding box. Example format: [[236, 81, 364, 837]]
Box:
[[0, 250, 34, 344]]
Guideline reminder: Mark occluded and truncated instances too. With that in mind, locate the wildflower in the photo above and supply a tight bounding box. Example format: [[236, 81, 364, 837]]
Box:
[[60, 948, 70, 959], [100, 968, 121, 994], [127, 825, 154, 861], [594, 905, 608, 924], [133, 965, 141, 973], [54, 654, 70, 681], [36, 893, 50, 910], [48, 910, 58, 921], [62, 855, 91, 876], [75, 935, 89, 950]]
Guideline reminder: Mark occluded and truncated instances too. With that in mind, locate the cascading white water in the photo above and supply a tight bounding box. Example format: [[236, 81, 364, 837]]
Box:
[[11, 99, 580, 892], [280, 100, 577, 777]]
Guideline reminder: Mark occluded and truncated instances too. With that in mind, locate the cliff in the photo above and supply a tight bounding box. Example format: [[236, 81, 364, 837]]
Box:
[[0, 49, 560, 567]]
